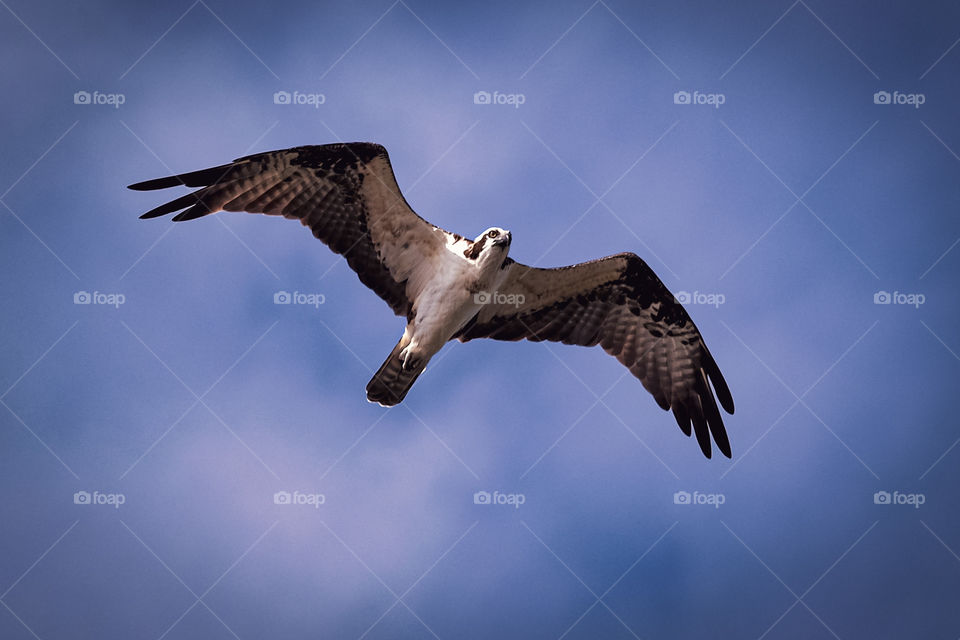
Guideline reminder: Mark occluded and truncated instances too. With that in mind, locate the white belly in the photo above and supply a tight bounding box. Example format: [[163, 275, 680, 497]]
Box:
[[404, 257, 490, 359], [410, 277, 477, 351]]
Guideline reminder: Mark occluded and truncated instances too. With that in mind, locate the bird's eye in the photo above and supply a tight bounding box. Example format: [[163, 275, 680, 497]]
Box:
[[487, 230, 499, 239]]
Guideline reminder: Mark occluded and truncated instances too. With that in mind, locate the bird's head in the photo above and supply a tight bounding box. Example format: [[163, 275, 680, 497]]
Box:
[[465, 227, 511, 265]]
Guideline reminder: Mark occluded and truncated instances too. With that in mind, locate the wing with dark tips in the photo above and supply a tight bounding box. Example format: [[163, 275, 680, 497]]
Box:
[[129, 143, 448, 317], [455, 253, 734, 458]]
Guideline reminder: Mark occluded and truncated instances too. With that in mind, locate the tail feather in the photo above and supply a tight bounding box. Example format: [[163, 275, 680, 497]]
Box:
[[366, 340, 426, 407]]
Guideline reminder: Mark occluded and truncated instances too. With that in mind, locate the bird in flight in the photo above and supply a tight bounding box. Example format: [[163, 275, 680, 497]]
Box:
[[130, 142, 734, 458]]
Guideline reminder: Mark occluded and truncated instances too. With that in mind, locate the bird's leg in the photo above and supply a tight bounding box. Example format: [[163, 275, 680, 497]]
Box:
[[398, 342, 423, 371]]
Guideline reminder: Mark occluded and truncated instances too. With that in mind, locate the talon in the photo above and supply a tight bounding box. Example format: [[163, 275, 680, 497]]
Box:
[[400, 346, 414, 370]]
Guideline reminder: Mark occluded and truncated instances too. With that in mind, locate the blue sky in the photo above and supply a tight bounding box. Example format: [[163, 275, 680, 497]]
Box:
[[1, 1, 959, 638]]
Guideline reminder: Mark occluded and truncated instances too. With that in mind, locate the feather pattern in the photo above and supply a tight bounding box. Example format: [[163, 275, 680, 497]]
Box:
[[129, 143, 445, 318], [455, 253, 734, 458]]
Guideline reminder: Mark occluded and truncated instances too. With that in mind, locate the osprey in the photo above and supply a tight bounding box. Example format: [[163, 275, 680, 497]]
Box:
[[130, 143, 734, 458]]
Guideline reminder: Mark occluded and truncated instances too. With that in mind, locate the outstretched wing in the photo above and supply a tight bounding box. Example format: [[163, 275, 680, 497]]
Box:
[[129, 142, 447, 318], [454, 253, 735, 458]]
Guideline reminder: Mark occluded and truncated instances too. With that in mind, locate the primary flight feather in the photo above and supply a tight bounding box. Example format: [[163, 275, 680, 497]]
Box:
[[130, 142, 734, 458]]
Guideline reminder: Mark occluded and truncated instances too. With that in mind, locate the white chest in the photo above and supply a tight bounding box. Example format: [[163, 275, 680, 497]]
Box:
[[408, 252, 496, 349]]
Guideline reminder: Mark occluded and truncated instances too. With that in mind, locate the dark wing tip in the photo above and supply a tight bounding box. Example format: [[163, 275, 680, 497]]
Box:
[[703, 348, 735, 415], [128, 162, 238, 192], [132, 163, 241, 220], [672, 404, 692, 437], [700, 370, 732, 459], [137, 197, 215, 222], [690, 407, 713, 459], [710, 416, 732, 459], [669, 371, 732, 459], [136, 193, 202, 219], [128, 176, 182, 191], [716, 436, 732, 458]]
